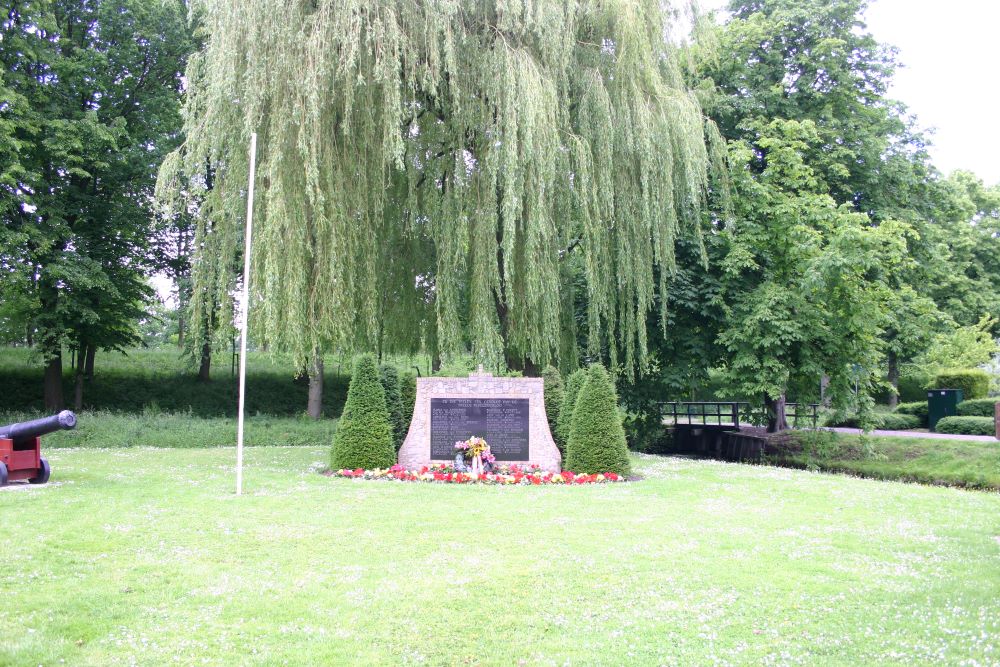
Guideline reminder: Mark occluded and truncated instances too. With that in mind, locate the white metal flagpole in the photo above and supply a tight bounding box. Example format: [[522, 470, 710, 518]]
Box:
[[236, 132, 257, 496]]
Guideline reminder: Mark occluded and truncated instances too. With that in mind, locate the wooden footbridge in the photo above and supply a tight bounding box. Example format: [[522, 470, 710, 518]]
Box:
[[659, 401, 819, 462]]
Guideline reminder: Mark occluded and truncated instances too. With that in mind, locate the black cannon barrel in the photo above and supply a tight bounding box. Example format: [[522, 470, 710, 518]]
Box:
[[0, 410, 76, 441]]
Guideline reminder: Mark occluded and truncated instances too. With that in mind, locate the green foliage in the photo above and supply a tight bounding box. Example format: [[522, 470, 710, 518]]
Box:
[[541, 366, 563, 436], [957, 399, 999, 418], [689, 0, 1000, 426], [399, 371, 417, 437], [379, 365, 405, 452], [565, 365, 630, 476], [331, 356, 394, 470], [555, 369, 587, 453], [931, 369, 991, 400], [0, 410, 335, 449], [0, 346, 348, 417], [934, 417, 996, 437], [918, 316, 1000, 373], [0, 0, 196, 398], [877, 413, 922, 431], [895, 401, 929, 427], [826, 413, 920, 431], [897, 373, 931, 403], [164, 1, 722, 376], [716, 119, 897, 416]]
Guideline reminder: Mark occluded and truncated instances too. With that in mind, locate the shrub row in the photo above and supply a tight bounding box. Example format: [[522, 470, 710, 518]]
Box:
[[0, 350, 350, 417], [877, 413, 923, 431], [827, 412, 921, 431], [932, 369, 990, 400], [935, 416, 996, 436], [957, 398, 999, 417], [894, 401, 929, 427], [0, 410, 337, 449]]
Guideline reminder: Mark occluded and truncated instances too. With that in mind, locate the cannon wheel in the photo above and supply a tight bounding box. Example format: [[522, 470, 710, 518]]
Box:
[[0, 462, 7, 487], [28, 458, 50, 485]]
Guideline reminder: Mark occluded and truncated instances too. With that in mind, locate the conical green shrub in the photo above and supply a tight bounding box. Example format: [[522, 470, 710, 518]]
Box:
[[399, 371, 417, 435], [555, 368, 586, 452], [379, 365, 405, 451], [332, 355, 395, 470], [566, 364, 630, 476], [542, 365, 564, 435]]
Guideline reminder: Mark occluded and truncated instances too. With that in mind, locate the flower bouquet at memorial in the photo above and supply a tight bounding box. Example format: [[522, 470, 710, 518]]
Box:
[[455, 436, 495, 475]]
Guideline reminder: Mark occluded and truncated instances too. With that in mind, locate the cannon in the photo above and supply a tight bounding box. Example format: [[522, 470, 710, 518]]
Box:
[[0, 410, 76, 486]]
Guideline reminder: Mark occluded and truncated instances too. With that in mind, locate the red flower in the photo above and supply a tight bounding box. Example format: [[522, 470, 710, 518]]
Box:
[[606, 472, 619, 481]]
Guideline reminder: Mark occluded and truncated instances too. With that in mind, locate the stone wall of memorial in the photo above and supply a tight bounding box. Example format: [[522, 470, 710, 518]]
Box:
[[397, 370, 561, 472]]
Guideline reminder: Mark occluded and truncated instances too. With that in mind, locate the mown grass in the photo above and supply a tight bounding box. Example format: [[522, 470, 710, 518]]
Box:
[[769, 430, 1000, 490], [1, 448, 998, 665]]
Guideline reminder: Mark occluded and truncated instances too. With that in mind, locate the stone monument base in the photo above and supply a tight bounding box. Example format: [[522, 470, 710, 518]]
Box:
[[398, 368, 561, 473]]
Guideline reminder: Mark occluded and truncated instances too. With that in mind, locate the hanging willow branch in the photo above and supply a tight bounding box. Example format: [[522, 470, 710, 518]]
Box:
[[158, 0, 721, 376]]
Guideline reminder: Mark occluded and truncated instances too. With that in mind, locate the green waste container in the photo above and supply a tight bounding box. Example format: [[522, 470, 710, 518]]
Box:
[[927, 389, 963, 432]]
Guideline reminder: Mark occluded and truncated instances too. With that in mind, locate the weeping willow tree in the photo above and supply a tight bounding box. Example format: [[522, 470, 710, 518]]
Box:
[[158, 0, 723, 377]]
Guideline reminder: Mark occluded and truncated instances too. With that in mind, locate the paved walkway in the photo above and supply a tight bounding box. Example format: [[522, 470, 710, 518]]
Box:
[[829, 427, 998, 442]]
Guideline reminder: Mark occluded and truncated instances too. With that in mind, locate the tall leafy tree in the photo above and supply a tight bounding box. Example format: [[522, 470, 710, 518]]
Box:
[[161, 0, 725, 378], [1, 0, 195, 408], [718, 120, 904, 429], [682, 0, 984, 422]]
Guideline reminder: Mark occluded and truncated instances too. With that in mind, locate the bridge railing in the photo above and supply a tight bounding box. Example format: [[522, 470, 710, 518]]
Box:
[[659, 401, 820, 430]]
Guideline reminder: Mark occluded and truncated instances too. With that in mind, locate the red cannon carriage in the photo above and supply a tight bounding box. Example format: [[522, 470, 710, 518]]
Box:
[[0, 411, 76, 486]]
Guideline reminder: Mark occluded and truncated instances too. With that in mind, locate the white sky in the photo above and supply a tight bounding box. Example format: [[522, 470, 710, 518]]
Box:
[[698, 0, 1000, 185]]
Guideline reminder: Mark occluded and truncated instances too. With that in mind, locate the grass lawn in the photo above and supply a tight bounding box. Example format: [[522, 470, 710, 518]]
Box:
[[771, 431, 1000, 491], [2, 448, 998, 665]]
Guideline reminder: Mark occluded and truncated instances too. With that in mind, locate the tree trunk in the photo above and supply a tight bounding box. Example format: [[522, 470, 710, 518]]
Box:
[[887, 351, 899, 409], [198, 341, 212, 381], [43, 353, 64, 412], [73, 365, 84, 412], [177, 313, 185, 348], [764, 393, 788, 433], [820, 374, 831, 407], [84, 344, 96, 381], [307, 355, 324, 419]]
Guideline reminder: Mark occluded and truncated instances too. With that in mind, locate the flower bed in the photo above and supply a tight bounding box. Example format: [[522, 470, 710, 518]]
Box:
[[333, 463, 624, 485]]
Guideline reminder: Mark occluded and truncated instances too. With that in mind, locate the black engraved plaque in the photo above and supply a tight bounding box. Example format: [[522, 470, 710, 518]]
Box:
[[430, 397, 530, 461]]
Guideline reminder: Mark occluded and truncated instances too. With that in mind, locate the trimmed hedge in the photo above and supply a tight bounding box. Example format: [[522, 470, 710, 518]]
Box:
[[555, 369, 586, 453], [331, 355, 395, 470], [565, 364, 630, 477], [879, 413, 922, 431], [935, 416, 997, 436], [379, 365, 405, 452], [957, 398, 999, 418], [829, 412, 921, 431], [931, 369, 990, 400], [542, 366, 564, 435], [400, 372, 417, 434]]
